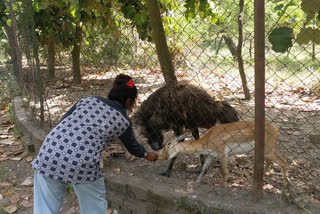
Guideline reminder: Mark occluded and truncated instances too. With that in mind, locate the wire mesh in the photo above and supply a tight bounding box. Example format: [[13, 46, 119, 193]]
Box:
[[0, 0, 319, 206]]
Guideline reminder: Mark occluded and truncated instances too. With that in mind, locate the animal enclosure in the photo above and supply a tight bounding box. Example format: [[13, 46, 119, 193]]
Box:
[[1, 0, 320, 209]]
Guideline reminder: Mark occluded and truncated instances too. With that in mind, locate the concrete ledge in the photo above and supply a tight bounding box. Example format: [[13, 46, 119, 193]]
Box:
[[103, 166, 320, 214], [14, 95, 320, 214], [13, 96, 48, 153]]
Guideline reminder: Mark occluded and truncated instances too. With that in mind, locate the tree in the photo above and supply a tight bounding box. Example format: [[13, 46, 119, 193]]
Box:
[[1, 0, 23, 86], [72, 20, 82, 84], [236, 0, 250, 100], [146, 0, 177, 83], [33, 1, 77, 80], [69, 0, 115, 84]]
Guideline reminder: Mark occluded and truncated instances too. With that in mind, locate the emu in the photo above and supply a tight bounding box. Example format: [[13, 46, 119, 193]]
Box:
[[133, 81, 239, 176]]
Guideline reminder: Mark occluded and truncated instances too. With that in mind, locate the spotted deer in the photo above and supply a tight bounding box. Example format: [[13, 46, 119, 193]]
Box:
[[159, 121, 287, 186]]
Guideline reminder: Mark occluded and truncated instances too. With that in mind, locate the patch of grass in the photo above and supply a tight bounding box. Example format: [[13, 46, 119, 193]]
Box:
[[0, 70, 23, 137], [0, 206, 8, 214], [6, 102, 23, 137], [66, 184, 74, 193], [0, 164, 5, 182]]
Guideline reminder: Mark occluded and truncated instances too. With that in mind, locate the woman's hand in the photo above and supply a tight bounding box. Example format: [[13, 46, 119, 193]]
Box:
[[144, 152, 158, 161]]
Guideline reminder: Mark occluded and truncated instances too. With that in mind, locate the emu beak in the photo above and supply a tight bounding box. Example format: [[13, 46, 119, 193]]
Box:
[[174, 134, 186, 142]]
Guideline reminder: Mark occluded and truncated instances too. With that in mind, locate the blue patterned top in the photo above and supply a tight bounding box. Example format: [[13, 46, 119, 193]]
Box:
[[32, 96, 146, 184]]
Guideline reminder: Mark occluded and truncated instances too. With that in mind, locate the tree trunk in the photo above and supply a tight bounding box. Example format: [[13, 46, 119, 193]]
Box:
[[72, 21, 82, 85], [48, 36, 55, 79], [7, 0, 23, 87], [215, 37, 224, 55], [146, 0, 177, 84], [132, 27, 139, 69], [312, 41, 315, 60], [222, 35, 237, 62], [237, 0, 250, 100], [249, 38, 252, 59], [34, 35, 44, 127], [2, 26, 15, 62]]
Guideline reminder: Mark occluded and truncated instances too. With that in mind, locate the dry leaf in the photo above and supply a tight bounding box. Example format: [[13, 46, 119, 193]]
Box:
[[3, 152, 13, 155], [1, 121, 13, 127], [20, 177, 33, 187], [0, 139, 14, 145], [114, 168, 121, 174], [10, 194, 21, 204], [3, 204, 18, 213], [3, 190, 15, 196], [0, 182, 11, 187], [0, 134, 10, 139], [10, 157, 22, 161], [0, 157, 9, 161], [13, 151, 23, 156], [20, 200, 33, 208], [12, 141, 21, 146], [12, 145, 23, 152], [311, 199, 320, 204], [26, 156, 33, 162], [0, 106, 8, 111], [4, 125, 14, 133]]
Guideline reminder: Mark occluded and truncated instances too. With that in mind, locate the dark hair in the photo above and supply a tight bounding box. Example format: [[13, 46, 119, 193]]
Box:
[[108, 74, 137, 109]]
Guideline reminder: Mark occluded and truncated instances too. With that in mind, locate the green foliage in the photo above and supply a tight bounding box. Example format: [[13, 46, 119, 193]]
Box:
[[0, 0, 8, 27], [184, 0, 218, 22], [296, 27, 320, 45], [81, 26, 133, 66], [301, 0, 320, 22], [118, 0, 152, 41], [268, 27, 294, 53], [33, 2, 77, 48]]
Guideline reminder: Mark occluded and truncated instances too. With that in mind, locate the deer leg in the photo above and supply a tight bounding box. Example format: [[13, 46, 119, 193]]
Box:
[[219, 155, 229, 187], [159, 128, 185, 177], [264, 159, 272, 174], [160, 156, 177, 177], [196, 155, 214, 184], [266, 153, 287, 182], [191, 128, 205, 169]]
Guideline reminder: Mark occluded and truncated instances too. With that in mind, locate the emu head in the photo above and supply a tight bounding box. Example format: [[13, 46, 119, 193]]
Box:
[[217, 101, 239, 124], [145, 126, 164, 151]]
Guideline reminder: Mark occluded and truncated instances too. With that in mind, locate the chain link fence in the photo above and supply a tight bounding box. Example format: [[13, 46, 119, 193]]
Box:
[[1, 0, 319, 206]]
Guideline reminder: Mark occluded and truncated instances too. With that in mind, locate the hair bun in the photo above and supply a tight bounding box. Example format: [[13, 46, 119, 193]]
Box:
[[113, 74, 132, 87], [108, 74, 137, 104]]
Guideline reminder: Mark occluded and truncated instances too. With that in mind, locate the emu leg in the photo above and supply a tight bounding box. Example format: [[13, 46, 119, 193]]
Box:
[[160, 156, 177, 177]]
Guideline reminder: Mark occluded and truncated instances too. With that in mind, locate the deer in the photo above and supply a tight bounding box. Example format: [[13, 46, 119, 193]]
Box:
[[158, 121, 287, 186]]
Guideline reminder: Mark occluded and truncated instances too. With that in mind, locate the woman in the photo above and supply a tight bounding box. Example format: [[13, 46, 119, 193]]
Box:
[[32, 74, 158, 214]]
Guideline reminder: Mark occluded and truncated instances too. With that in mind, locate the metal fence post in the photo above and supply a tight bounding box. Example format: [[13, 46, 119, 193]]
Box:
[[253, 0, 265, 200]]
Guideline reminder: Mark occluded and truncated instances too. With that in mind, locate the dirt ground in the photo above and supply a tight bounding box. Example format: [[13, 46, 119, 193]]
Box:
[[0, 101, 84, 214], [46, 68, 320, 204], [1, 66, 320, 213]]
